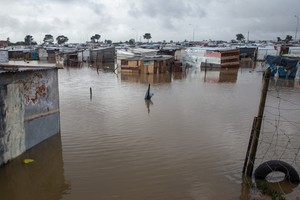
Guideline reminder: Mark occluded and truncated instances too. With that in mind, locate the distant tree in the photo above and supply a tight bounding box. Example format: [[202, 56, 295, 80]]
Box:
[[94, 34, 101, 42], [231, 39, 237, 43], [56, 35, 68, 44], [6, 37, 11, 45], [236, 33, 245, 42], [170, 40, 173, 43], [15, 41, 25, 45], [129, 38, 135, 45], [104, 39, 112, 45], [90, 36, 96, 43], [277, 37, 282, 42], [143, 33, 152, 43], [43, 34, 54, 44], [24, 35, 33, 45], [90, 34, 101, 43], [285, 35, 293, 43]]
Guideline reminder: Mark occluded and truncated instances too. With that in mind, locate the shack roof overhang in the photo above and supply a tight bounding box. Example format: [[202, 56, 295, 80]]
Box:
[[0, 61, 59, 74], [123, 55, 174, 62], [91, 46, 115, 52], [8, 49, 33, 53]]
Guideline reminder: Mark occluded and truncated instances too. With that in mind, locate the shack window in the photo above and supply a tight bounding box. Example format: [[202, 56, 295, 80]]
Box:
[[121, 60, 128, 65]]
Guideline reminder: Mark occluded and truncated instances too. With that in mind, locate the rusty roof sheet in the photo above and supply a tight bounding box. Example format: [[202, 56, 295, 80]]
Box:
[[0, 61, 59, 74]]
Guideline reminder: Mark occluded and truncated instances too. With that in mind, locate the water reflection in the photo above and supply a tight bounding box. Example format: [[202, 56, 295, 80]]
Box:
[[203, 68, 239, 83], [239, 176, 252, 200], [145, 99, 153, 114], [121, 73, 172, 84], [90, 61, 116, 73], [0, 134, 70, 200], [270, 77, 297, 88], [295, 79, 300, 89], [173, 71, 188, 80], [2, 62, 299, 199]]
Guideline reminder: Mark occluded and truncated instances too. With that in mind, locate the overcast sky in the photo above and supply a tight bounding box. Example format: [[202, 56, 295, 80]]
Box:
[[0, 0, 299, 43]]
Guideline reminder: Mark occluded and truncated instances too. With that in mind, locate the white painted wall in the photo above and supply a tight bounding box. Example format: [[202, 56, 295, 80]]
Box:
[[3, 84, 26, 163]]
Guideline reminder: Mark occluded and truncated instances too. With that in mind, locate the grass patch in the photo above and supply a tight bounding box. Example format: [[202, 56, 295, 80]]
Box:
[[255, 181, 285, 200]]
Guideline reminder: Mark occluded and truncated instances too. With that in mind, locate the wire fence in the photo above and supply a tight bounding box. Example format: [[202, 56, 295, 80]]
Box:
[[253, 77, 300, 198]]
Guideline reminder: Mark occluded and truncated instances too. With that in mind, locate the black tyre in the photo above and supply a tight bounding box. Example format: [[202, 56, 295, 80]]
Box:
[[254, 160, 300, 184]]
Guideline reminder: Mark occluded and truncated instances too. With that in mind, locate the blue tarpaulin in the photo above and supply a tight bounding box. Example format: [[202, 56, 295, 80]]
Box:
[[264, 55, 300, 79]]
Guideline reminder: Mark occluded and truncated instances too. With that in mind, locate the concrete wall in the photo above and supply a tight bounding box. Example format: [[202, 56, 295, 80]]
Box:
[[0, 69, 60, 166]]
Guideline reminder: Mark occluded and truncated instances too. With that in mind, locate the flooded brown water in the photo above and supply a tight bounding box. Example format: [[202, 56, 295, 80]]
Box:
[[0, 65, 299, 199]]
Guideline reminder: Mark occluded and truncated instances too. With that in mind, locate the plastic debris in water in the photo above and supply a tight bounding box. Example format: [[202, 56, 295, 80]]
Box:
[[23, 159, 35, 164], [144, 84, 154, 100]]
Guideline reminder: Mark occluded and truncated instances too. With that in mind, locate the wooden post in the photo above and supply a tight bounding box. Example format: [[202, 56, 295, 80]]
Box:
[[242, 117, 257, 174], [204, 59, 207, 82], [244, 67, 271, 177], [90, 87, 92, 100]]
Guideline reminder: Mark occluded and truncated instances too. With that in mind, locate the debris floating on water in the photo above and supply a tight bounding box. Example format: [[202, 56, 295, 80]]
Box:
[[144, 84, 154, 100], [23, 159, 35, 164]]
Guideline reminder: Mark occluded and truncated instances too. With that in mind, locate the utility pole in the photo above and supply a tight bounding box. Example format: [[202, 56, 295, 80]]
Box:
[[295, 15, 299, 41], [247, 31, 249, 43], [189, 24, 195, 42]]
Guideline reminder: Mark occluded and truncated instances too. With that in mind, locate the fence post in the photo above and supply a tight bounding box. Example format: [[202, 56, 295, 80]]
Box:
[[243, 67, 271, 177], [242, 117, 257, 174]]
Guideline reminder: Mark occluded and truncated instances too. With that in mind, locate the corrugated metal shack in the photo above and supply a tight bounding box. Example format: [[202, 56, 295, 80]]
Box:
[[158, 47, 183, 72], [89, 46, 115, 63], [8, 49, 39, 61], [257, 46, 279, 61], [62, 50, 83, 67], [0, 61, 61, 166], [238, 47, 257, 67], [158, 47, 182, 60], [201, 49, 240, 69], [46, 49, 60, 63], [120, 55, 174, 74]]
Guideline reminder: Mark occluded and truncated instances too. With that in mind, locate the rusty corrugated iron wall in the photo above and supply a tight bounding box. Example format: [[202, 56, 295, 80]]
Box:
[[0, 67, 60, 166]]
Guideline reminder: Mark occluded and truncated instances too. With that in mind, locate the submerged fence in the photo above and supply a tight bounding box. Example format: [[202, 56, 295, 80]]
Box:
[[257, 78, 300, 172], [243, 69, 300, 198]]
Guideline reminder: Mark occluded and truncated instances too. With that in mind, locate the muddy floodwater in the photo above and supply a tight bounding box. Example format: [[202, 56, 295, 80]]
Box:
[[1, 65, 299, 200]]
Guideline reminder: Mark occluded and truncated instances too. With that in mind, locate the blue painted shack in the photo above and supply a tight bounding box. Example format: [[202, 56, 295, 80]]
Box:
[[0, 61, 61, 166]]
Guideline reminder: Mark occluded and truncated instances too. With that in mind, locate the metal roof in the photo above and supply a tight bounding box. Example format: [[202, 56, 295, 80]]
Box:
[[125, 55, 173, 61], [91, 46, 115, 51], [0, 61, 58, 74]]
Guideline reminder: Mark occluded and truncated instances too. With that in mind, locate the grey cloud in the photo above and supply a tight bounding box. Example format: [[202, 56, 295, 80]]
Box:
[[0, 15, 22, 28], [1, 0, 299, 42], [128, 0, 206, 19], [127, 0, 206, 31], [88, 1, 106, 16]]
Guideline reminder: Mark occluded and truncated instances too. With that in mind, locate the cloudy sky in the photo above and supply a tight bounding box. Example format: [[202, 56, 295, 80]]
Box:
[[0, 0, 299, 43]]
